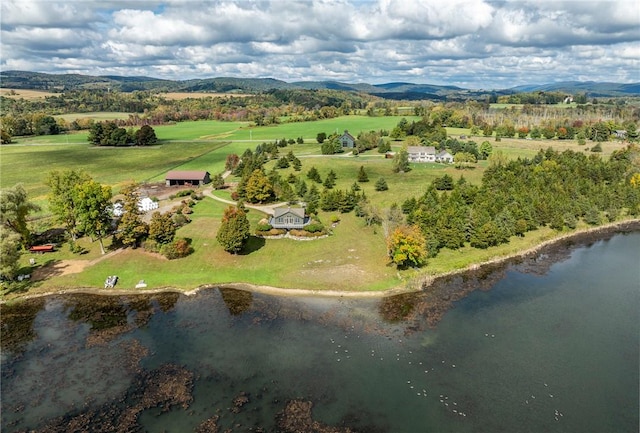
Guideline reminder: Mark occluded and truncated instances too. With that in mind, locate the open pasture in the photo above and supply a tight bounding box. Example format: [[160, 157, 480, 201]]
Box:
[[0, 141, 235, 200], [0, 88, 56, 100], [2, 116, 626, 209], [54, 112, 134, 122], [168, 115, 421, 142]]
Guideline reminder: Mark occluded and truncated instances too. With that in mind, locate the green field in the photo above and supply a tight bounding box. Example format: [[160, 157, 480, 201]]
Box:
[[1, 116, 633, 298], [23, 198, 400, 293]]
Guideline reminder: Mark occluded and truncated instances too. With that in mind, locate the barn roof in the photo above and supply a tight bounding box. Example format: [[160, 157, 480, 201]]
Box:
[[165, 170, 209, 180]]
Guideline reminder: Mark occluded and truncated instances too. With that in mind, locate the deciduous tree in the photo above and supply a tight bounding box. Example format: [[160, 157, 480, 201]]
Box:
[[216, 206, 250, 254], [74, 179, 113, 254], [134, 125, 157, 146], [148, 211, 176, 245], [386, 225, 427, 268], [0, 183, 40, 247], [0, 227, 21, 280], [244, 169, 273, 203], [46, 170, 91, 242]]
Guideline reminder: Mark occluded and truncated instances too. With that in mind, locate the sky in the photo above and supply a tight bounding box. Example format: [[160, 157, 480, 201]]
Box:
[[1, 0, 639, 89]]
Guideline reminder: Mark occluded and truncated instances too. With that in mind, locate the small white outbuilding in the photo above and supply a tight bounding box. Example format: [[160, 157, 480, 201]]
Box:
[[138, 197, 159, 212]]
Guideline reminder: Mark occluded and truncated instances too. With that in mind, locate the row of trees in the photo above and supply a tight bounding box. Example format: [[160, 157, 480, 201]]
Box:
[[87, 122, 157, 146]]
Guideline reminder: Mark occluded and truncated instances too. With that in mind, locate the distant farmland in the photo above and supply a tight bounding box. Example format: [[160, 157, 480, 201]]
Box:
[[0, 88, 55, 99], [158, 92, 251, 99]]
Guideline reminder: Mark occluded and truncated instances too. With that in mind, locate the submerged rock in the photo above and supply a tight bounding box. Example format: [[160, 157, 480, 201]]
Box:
[[277, 399, 355, 433]]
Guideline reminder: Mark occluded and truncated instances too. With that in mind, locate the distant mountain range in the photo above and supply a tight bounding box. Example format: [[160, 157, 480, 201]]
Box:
[[1, 70, 638, 99]]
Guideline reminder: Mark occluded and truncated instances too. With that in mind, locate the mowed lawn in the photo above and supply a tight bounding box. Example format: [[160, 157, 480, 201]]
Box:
[[33, 198, 400, 293]]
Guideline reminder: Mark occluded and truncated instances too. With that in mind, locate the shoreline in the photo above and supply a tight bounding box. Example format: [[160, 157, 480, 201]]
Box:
[[3, 218, 639, 303]]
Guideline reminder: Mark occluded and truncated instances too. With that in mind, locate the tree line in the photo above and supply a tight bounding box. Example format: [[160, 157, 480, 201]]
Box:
[[384, 145, 640, 268]]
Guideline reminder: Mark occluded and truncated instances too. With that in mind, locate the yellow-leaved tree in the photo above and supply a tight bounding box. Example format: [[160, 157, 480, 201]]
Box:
[[386, 225, 427, 269]]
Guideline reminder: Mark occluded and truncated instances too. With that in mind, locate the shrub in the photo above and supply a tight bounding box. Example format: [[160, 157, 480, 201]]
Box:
[[175, 189, 195, 197], [330, 215, 340, 223], [161, 238, 193, 259], [142, 239, 160, 253], [172, 213, 190, 227], [256, 221, 273, 231], [304, 221, 325, 233]]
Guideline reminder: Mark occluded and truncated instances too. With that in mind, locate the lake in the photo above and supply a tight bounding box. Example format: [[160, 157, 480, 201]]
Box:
[[2, 230, 639, 432]]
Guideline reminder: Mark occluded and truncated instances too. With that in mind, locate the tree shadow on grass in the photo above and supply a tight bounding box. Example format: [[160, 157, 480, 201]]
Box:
[[238, 236, 266, 255]]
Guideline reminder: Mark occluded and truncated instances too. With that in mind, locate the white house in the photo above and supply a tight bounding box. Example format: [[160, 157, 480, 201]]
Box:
[[407, 146, 453, 164], [407, 146, 436, 162], [111, 202, 124, 217], [138, 197, 159, 212]]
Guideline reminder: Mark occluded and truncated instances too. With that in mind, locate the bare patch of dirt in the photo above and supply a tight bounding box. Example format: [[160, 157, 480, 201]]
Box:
[[136, 182, 191, 200], [31, 260, 87, 280]]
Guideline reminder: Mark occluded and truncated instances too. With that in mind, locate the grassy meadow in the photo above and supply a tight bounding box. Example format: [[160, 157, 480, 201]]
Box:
[[1, 115, 632, 298]]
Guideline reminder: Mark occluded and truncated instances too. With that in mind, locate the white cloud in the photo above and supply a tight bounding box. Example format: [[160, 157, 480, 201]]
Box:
[[0, 0, 637, 88]]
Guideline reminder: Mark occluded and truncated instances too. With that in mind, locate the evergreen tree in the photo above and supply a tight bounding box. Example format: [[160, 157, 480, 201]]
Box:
[[304, 185, 320, 215], [116, 182, 148, 248], [357, 165, 369, 182], [307, 166, 322, 183], [393, 148, 411, 173], [275, 156, 290, 169], [375, 177, 389, 191]]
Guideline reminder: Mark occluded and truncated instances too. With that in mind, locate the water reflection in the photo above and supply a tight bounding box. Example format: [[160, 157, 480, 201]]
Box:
[[1, 227, 638, 433]]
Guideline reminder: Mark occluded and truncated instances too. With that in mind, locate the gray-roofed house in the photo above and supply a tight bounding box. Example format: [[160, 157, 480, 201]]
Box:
[[269, 207, 310, 230], [338, 130, 356, 148], [436, 150, 454, 163], [165, 170, 211, 186]]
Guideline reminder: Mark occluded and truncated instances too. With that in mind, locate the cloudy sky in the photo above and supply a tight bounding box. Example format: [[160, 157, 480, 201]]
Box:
[[1, 0, 638, 89]]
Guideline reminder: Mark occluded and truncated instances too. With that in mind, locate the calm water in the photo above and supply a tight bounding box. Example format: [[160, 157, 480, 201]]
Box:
[[2, 231, 639, 433]]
